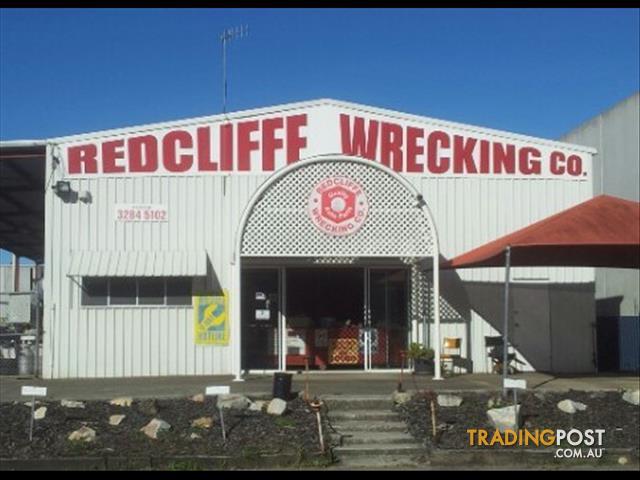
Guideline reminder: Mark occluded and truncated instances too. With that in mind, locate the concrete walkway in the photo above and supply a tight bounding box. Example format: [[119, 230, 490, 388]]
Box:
[[1, 372, 638, 403]]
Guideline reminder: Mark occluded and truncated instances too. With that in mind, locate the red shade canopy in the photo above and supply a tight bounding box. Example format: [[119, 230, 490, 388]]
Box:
[[443, 195, 640, 269]]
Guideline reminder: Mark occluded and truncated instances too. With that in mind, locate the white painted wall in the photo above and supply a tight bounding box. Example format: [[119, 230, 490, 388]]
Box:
[[42, 100, 595, 378]]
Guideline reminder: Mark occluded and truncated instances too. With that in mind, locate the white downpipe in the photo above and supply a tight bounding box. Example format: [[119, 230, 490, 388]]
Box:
[[433, 255, 442, 380]]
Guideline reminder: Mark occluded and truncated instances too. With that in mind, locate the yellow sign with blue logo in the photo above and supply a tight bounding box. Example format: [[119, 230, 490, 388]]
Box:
[[194, 291, 229, 345]]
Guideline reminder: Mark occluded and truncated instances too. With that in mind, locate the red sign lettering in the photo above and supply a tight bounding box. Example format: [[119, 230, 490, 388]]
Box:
[[63, 111, 586, 178]]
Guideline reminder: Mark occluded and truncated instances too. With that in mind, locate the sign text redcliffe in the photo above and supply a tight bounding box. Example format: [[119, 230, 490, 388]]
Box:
[[66, 112, 585, 177]]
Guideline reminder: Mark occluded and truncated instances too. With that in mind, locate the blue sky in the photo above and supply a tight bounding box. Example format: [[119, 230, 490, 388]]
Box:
[[1, 8, 639, 263]]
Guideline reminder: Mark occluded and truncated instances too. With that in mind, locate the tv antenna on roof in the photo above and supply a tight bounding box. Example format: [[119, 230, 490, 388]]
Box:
[[220, 25, 248, 115]]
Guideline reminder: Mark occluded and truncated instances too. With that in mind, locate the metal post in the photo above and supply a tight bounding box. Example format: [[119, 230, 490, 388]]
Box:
[[280, 267, 287, 372], [433, 255, 442, 380], [398, 351, 405, 392], [221, 33, 227, 114], [12, 254, 20, 292], [34, 282, 41, 378], [231, 260, 243, 382], [220, 26, 248, 115], [304, 356, 309, 402], [513, 388, 518, 428], [316, 409, 324, 453], [218, 405, 226, 444], [310, 399, 325, 453], [502, 246, 512, 396], [29, 395, 35, 441]]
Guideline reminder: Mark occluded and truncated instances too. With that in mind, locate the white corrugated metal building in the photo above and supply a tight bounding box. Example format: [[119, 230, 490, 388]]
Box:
[[6, 99, 599, 379]]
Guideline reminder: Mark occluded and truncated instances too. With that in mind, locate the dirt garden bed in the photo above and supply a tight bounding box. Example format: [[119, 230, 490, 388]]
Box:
[[0, 396, 331, 468], [395, 389, 640, 453]]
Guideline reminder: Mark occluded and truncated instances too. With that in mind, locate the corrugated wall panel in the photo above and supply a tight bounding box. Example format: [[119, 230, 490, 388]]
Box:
[[619, 317, 640, 372], [408, 175, 593, 373], [45, 152, 595, 377]]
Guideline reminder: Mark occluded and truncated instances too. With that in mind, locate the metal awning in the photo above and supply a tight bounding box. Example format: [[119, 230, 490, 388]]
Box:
[[0, 141, 47, 263], [68, 250, 209, 277]]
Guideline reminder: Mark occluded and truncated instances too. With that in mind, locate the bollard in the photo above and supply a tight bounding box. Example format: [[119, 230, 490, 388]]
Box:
[[273, 372, 293, 400]]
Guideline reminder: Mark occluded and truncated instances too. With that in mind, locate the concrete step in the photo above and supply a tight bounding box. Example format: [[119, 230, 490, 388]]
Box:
[[322, 395, 393, 410], [332, 453, 429, 469], [328, 409, 397, 421], [330, 420, 408, 432], [340, 431, 418, 445], [334, 443, 426, 457]]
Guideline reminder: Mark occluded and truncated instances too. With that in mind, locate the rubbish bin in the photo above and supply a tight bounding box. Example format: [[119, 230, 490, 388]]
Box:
[[272, 372, 293, 400], [18, 341, 34, 376]]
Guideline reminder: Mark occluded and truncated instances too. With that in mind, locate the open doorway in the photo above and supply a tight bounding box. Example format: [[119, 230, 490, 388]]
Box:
[[241, 266, 410, 372], [286, 268, 364, 370], [285, 266, 410, 371]]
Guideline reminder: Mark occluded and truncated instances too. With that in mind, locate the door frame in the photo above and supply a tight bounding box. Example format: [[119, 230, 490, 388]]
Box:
[[242, 264, 412, 373], [363, 266, 411, 371]]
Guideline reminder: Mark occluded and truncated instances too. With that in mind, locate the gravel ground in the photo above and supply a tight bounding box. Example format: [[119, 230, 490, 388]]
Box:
[[0, 397, 323, 460], [395, 390, 640, 451]]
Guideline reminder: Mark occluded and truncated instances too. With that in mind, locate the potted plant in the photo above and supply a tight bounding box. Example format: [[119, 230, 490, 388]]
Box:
[[406, 342, 435, 375]]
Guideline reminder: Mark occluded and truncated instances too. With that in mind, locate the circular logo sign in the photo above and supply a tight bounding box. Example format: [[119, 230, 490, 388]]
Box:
[[308, 176, 369, 236]]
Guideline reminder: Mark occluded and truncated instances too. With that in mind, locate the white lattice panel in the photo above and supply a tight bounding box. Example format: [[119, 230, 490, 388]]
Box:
[[241, 160, 435, 257]]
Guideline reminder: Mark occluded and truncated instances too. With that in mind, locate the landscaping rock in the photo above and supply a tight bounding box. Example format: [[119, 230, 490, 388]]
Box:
[[68, 426, 96, 443], [267, 398, 287, 416], [533, 392, 546, 402], [191, 394, 205, 403], [191, 417, 214, 429], [140, 418, 171, 439], [249, 400, 266, 412], [437, 422, 454, 432], [110, 397, 133, 407], [61, 399, 85, 409], [137, 399, 158, 416], [392, 390, 412, 405], [557, 399, 587, 414], [1, 396, 322, 458], [217, 394, 250, 410], [622, 390, 639, 406], [437, 394, 463, 407], [487, 396, 506, 409], [190, 433, 201, 440], [33, 406, 47, 420], [109, 414, 126, 426], [396, 391, 639, 451], [23, 401, 41, 408], [487, 405, 520, 432]]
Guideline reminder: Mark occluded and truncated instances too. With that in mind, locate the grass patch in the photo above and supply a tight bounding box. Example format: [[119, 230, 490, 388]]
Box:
[[274, 417, 296, 429]]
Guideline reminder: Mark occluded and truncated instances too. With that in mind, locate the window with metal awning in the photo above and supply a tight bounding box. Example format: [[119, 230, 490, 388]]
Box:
[[67, 250, 211, 307], [67, 250, 209, 277]]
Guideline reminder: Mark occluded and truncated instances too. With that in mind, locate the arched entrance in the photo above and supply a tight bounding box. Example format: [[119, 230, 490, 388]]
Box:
[[231, 155, 442, 379]]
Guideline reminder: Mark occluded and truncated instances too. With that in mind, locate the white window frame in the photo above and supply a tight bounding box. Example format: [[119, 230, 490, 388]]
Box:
[[80, 277, 193, 309]]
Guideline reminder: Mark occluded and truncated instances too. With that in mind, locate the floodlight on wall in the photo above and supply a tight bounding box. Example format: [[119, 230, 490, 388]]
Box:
[[78, 191, 92, 203], [52, 180, 71, 196]]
